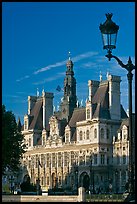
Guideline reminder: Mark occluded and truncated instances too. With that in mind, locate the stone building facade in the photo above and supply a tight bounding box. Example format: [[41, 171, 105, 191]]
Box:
[[20, 57, 133, 194]]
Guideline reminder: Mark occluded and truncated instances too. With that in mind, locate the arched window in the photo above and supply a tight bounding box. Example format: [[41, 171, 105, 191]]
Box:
[[86, 130, 90, 140], [94, 128, 97, 138], [100, 128, 104, 139], [87, 109, 90, 119], [80, 131, 83, 140], [107, 129, 110, 139]]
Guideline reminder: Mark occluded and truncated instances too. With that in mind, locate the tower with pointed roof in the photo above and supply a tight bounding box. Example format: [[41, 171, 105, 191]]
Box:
[[60, 53, 77, 122]]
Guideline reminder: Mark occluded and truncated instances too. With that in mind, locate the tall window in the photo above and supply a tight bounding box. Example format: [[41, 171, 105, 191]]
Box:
[[80, 131, 83, 140], [43, 136, 45, 145], [24, 121, 27, 130], [94, 128, 97, 138], [66, 133, 69, 143], [86, 130, 90, 140], [87, 109, 90, 119], [29, 138, 31, 146], [94, 154, 97, 164], [64, 152, 69, 166], [107, 129, 110, 139], [100, 128, 104, 139], [100, 154, 105, 164], [47, 176, 49, 185], [123, 155, 126, 164], [46, 153, 50, 167], [71, 151, 75, 166], [86, 155, 90, 165], [117, 155, 120, 164], [58, 152, 61, 167], [52, 153, 55, 167]]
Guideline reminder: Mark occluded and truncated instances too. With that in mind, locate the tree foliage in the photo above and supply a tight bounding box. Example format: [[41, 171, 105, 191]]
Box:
[[2, 105, 25, 174]]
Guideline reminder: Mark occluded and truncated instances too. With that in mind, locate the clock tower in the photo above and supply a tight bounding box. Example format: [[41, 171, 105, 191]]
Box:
[[60, 53, 77, 122]]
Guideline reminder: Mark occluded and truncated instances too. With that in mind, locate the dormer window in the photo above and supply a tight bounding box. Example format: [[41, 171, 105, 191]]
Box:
[[24, 120, 27, 130], [86, 130, 90, 140], [80, 131, 83, 140], [94, 128, 97, 138], [87, 109, 90, 119], [65, 133, 69, 143]]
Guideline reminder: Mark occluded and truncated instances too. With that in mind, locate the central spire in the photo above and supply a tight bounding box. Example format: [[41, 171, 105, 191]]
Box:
[[68, 51, 71, 60], [59, 52, 77, 122]]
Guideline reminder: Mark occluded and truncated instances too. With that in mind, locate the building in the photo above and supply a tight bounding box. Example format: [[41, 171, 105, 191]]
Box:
[[20, 56, 130, 194], [113, 114, 135, 193]]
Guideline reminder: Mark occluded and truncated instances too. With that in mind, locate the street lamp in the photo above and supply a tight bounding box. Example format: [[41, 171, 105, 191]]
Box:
[[99, 13, 135, 200]]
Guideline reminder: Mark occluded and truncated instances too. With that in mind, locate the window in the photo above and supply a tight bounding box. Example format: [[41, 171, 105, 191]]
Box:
[[46, 154, 50, 167], [123, 147, 125, 151], [94, 154, 97, 164], [52, 153, 55, 167], [47, 176, 49, 185], [41, 177, 44, 186], [43, 136, 45, 145], [94, 128, 97, 138], [100, 128, 104, 139], [107, 156, 109, 164], [86, 155, 90, 165], [64, 152, 68, 166], [29, 138, 31, 147], [24, 121, 27, 130], [107, 129, 110, 139], [100, 154, 105, 164], [123, 155, 126, 164], [86, 130, 90, 140], [80, 131, 83, 140], [87, 109, 90, 119], [58, 175, 61, 186], [66, 133, 69, 143], [65, 174, 67, 185], [71, 151, 75, 165], [123, 130, 127, 139], [58, 152, 61, 167], [117, 155, 120, 164], [28, 160, 31, 168]]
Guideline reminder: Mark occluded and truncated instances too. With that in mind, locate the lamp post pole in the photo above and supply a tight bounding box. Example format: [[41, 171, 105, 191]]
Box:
[[99, 13, 135, 200]]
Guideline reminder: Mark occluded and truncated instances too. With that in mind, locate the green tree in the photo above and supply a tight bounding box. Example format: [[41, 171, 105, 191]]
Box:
[[2, 105, 25, 174]]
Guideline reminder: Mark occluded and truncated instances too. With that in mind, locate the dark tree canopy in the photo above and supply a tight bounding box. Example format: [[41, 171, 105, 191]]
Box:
[[2, 105, 25, 174]]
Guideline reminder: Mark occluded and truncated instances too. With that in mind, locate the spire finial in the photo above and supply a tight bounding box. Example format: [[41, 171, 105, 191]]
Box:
[[68, 51, 71, 60], [100, 71, 102, 81], [37, 88, 39, 97], [106, 71, 109, 79]]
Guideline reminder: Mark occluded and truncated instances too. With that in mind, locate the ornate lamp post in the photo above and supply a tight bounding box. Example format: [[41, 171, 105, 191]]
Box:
[[99, 13, 135, 200]]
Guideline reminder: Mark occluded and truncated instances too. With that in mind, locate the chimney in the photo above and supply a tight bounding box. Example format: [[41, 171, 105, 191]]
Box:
[[88, 80, 99, 102], [28, 96, 37, 115], [42, 92, 54, 130], [108, 75, 121, 120]]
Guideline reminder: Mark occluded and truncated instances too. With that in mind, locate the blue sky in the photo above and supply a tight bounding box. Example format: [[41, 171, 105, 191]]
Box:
[[2, 2, 135, 124]]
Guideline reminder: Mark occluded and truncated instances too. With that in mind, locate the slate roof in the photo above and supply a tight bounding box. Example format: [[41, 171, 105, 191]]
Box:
[[69, 107, 86, 128], [29, 99, 43, 130]]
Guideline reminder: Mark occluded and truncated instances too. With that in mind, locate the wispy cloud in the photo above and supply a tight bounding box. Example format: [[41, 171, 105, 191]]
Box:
[[16, 51, 98, 82], [33, 51, 99, 75], [33, 72, 65, 85], [16, 75, 30, 82]]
